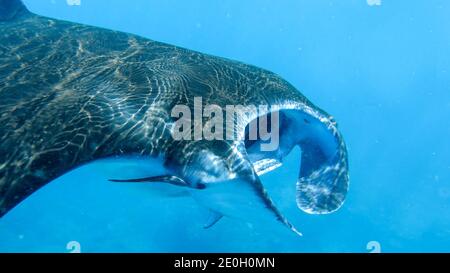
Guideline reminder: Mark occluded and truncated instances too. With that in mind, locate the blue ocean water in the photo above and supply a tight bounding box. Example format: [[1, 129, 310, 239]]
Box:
[[0, 0, 449, 252]]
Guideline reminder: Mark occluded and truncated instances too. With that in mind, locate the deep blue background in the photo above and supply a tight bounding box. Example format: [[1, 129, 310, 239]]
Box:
[[0, 0, 449, 252]]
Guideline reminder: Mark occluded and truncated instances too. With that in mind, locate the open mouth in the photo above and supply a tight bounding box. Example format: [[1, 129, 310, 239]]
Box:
[[243, 108, 349, 215]]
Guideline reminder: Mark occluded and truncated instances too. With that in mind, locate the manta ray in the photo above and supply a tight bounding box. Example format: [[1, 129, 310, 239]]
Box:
[[0, 0, 349, 236]]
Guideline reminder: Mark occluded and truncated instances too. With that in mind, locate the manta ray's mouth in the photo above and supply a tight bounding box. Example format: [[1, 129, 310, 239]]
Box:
[[243, 109, 349, 215], [105, 108, 348, 236]]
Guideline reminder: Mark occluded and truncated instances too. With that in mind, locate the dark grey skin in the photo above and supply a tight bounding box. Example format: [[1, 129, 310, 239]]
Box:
[[0, 0, 349, 235]]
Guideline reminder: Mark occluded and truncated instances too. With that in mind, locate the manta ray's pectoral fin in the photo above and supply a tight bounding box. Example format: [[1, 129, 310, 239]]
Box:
[[109, 175, 188, 187], [203, 210, 223, 229], [0, 0, 29, 21]]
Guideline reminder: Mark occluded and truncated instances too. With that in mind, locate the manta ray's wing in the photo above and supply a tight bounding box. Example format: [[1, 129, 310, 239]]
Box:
[[0, 1, 176, 216], [0, 0, 27, 20]]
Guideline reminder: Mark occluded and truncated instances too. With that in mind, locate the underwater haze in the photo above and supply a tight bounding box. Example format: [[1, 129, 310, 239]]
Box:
[[0, 0, 449, 252]]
